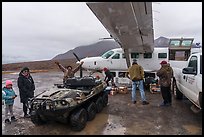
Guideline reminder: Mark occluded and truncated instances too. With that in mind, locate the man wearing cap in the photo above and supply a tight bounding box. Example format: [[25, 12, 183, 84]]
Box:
[[17, 67, 35, 118], [156, 60, 173, 106], [126, 59, 149, 105]]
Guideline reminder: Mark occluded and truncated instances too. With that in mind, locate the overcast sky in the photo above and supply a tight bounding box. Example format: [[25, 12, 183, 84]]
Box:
[[2, 2, 202, 63]]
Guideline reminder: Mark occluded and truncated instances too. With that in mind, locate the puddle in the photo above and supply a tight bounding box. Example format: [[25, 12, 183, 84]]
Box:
[[182, 125, 201, 134], [102, 114, 126, 135]]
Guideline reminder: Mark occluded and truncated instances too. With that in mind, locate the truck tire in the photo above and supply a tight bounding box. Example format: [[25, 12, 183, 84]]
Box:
[[95, 97, 103, 113], [31, 114, 46, 125], [86, 102, 97, 121], [70, 108, 87, 131], [173, 80, 183, 99], [102, 93, 108, 107]]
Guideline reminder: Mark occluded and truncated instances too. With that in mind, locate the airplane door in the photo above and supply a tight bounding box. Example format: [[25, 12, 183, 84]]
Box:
[[110, 53, 124, 70]]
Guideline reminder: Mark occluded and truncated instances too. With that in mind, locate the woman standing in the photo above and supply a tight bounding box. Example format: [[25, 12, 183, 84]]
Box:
[[17, 67, 35, 118]]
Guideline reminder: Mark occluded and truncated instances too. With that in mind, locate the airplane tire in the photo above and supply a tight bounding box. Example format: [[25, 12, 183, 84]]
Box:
[[70, 108, 87, 131]]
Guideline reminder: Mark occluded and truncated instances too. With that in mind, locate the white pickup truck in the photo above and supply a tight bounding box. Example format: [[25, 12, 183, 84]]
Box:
[[172, 52, 202, 111]]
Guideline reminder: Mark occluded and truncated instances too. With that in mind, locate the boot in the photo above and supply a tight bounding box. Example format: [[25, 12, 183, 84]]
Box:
[[24, 114, 30, 118], [11, 116, 17, 121], [5, 119, 11, 124]]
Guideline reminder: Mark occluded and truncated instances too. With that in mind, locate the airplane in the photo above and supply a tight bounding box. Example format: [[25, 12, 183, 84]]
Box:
[[80, 2, 202, 85], [80, 38, 202, 84]]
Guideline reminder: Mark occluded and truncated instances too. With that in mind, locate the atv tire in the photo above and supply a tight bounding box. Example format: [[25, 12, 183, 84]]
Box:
[[102, 93, 108, 107], [95, 97, 103, 113], [70, 108, 87, 131], [31, 114, 46, 125], [86, 102, 97, 121]]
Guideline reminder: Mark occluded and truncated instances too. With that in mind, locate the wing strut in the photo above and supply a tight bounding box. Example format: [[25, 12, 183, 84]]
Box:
[[124, 48, 131, 68]]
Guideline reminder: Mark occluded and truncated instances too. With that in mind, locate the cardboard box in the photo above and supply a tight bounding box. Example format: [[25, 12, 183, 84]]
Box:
[[118, 86, 128, 94], [111, 87, 119, 93], [110, 90, 117, 95], [150, 84, 160, 93]]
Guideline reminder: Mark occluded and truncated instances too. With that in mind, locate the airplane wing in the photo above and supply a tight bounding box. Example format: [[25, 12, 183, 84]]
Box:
[[86, 2, 154, 67]]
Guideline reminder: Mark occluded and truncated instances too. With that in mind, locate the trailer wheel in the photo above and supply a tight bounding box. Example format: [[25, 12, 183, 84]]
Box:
[[86, 102, 97, 121], [70, 108, 87, 131], [102, 93, 108, 107], [95, 97, 103, 113], [173, 80, 183, 99]]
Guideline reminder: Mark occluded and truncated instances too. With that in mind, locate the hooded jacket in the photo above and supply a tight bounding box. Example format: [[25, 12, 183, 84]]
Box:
[[156, 64, 173, 87], [17, 68, 35, 103], [2, 87, 17, 105]]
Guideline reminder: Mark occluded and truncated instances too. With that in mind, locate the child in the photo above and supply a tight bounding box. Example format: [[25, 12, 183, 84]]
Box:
[[2, 80, 17, 124]]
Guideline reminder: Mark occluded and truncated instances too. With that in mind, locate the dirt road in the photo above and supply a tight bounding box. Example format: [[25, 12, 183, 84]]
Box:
[[2, 71, 202, 135]]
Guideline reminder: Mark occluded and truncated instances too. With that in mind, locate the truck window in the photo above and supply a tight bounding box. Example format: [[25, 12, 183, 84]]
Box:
[[188, 56, 197, 73]]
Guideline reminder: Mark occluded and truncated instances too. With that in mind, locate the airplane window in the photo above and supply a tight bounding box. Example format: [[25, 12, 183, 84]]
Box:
[[181, 40, 192, 46], [122, 54, 126, 58], [110, 72, 116, 77], [112, 53, 120, 59], [158, 53, 167, 58], [119, 72, 127, 78], [131, 53, 139, 58], [101, 51, 114, 59], [170, 40, 180, 46], [144, 53, 152, 58]]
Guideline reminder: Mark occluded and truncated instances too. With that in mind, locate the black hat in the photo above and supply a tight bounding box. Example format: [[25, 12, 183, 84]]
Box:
[[21, 67, 29, 72], [132, 59, 137, 63]]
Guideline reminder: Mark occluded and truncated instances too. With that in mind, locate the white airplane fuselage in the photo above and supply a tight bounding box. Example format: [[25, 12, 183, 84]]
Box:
[[81, 47, 202, 72]]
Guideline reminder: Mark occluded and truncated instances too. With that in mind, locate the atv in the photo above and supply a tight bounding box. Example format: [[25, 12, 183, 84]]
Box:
[[28, 76, 108, 131]]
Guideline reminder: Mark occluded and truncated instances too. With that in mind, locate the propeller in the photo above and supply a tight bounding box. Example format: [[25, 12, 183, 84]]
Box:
[[72, 52, 83, 78]]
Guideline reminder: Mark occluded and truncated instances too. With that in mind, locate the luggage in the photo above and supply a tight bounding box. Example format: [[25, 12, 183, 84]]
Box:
[[64, 76, 97, 88], [118, 86, 128, 94], [150, 83, 160, 93]]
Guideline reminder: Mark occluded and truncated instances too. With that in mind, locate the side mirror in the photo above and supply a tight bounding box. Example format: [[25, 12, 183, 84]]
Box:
[[182, 67, 197, 75]]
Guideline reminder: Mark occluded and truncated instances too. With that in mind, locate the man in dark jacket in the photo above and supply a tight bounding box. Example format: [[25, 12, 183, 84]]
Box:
[[17, 67, 35, 118], [156, 60, 173, 106], [103, 67, 115, 87]]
